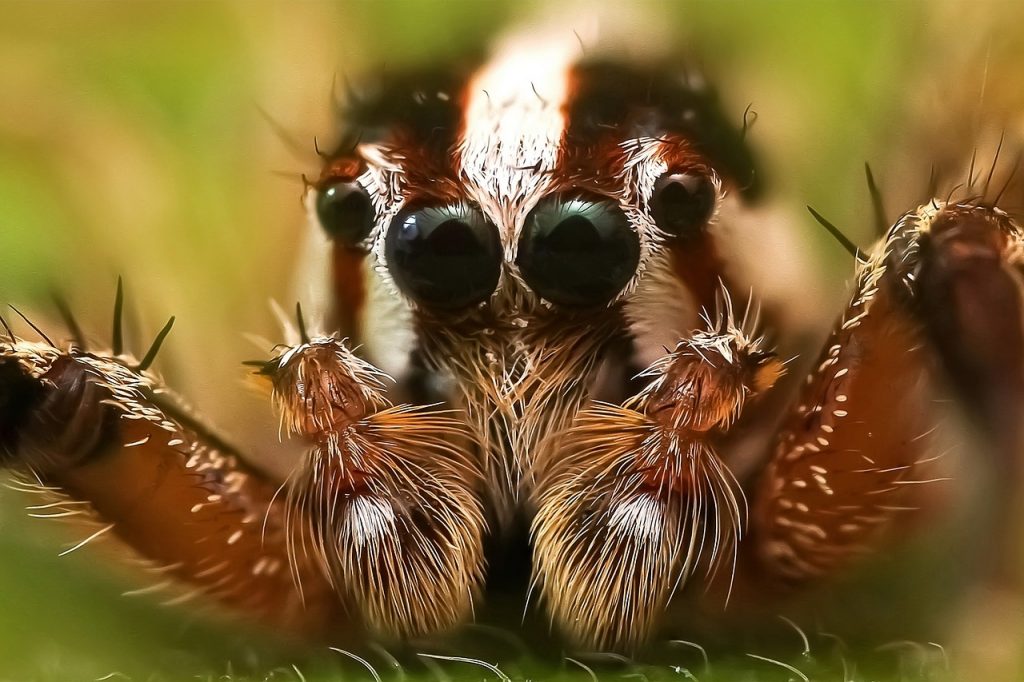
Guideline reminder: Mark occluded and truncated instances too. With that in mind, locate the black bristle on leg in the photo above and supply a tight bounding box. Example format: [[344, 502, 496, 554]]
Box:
[[111, 276, 124, 356]]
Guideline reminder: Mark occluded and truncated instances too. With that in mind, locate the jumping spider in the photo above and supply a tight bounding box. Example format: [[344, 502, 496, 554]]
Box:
[[1, 7, 1022, 673]]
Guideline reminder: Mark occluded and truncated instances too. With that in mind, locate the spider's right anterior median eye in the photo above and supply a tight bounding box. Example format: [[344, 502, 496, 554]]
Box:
[[650, 171, 716, 240], [384, 203, 502, 309], [517, 196, 640, 307], [315, 180, 375, 246]]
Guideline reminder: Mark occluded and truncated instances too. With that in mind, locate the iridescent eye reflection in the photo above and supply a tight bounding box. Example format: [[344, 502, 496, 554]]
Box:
[[384, 203, 502, 309], [649, 171, 716, 240], [315, 180, 375, 246], [517, 196, 640, 307]]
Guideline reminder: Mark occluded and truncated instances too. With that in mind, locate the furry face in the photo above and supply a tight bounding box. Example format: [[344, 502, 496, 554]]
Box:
[[302, 28, 753, 531]]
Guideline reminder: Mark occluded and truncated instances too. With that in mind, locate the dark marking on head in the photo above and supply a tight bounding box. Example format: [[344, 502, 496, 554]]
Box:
[[335, 66, 472, 152], [319, 62, 483, 203], [564, 61, 762, 200]]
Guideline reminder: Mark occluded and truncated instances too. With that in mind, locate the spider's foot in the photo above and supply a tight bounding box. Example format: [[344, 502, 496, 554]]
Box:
[[530, 306, 781, 651], [260, 336, 487, 639]]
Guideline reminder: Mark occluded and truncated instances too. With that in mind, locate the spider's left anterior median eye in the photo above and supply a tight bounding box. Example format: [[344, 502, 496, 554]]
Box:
[[517, 196, 640, 307], [650, 172, 716, 240], [315, 180, 375, 246], [384, 203, 502, 309]]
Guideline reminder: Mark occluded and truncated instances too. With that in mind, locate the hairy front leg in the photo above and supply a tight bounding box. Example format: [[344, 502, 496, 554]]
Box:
[[255, 332, 487, 640], [530, 299, 783, 651], [749, 201, 1024, 585], [0, 332, 342, 636]]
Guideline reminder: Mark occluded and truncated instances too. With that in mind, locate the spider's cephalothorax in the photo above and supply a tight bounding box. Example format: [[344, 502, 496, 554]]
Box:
[[2, 14, 1024, 660], [296, 29, 776, 644], [305, 32, 760, 528]]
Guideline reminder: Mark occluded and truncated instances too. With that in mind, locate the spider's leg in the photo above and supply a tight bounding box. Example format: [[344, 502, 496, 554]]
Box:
[[0, 337, 343, 636], [258, 335, 487, 640], [747, 202, 1024, 585], [529, 300, 783, 652], [915, 203, 1024, 681]]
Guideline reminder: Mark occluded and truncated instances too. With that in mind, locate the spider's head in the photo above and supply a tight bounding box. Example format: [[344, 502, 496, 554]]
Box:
[[299, 36, 760, 513]]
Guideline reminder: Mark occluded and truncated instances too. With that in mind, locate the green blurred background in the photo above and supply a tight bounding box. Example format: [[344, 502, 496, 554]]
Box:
[[1, 1, 1022, 680]]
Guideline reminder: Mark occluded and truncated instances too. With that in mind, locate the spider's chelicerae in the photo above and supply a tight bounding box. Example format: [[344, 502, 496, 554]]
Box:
[[2, 7, 1024, 674]]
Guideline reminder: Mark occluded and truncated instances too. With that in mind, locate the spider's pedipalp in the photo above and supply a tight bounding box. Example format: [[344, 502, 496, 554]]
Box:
[[531, 307, 781, 650], [261, 335, 487, 639]]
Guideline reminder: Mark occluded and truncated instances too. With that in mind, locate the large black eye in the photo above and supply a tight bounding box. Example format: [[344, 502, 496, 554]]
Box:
[[316, 180, 375, 246], [650, 172, 716, 240], [384, 203, 501, 309], [517, 196, 640, 307]]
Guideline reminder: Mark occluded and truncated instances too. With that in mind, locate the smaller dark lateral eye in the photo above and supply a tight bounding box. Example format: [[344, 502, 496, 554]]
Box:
[[315, 180, 375, 246], [384, 203, 501, 309], [517, 196, 640, 307], [650, 172, 716, 240]]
